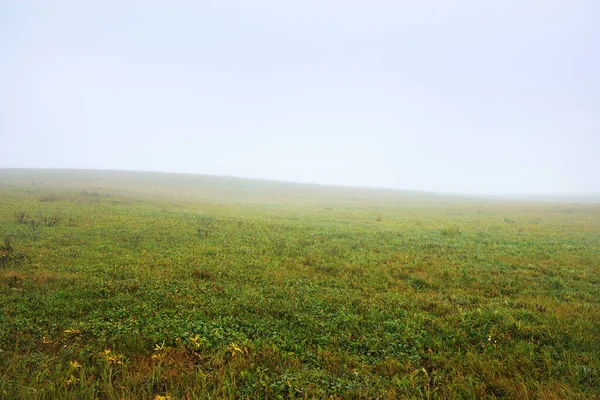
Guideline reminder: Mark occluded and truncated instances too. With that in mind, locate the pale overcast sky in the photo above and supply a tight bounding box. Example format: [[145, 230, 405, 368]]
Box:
[[1, 1, 599, 194]]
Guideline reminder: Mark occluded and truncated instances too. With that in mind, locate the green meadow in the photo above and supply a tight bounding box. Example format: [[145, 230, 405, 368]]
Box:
[[0, 169, 599, 399]]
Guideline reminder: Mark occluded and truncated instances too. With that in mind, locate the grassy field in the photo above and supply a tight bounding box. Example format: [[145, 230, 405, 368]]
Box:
[[1, 169, 599, 399]]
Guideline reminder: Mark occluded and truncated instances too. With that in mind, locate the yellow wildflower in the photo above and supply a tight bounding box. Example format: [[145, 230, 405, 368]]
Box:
[[99, 349, 123, 365], [70, 361, 81, 369], [189, 334, 203, 348], [228, 343, 243, 357], [154, 341, 166, 352]]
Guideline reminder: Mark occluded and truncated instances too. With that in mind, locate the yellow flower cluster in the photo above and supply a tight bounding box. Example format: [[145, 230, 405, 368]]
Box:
[[100, 349, 123, 365]]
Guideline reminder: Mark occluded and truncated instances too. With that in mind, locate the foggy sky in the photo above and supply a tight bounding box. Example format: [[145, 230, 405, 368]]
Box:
[[1, 1, 599, 195]]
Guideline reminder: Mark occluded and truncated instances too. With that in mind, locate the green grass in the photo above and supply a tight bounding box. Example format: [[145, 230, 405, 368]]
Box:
[[1, 169, 599, 399]]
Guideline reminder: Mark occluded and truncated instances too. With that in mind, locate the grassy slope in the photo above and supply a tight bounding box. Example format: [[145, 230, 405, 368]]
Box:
[[0, 169, 599, 399]]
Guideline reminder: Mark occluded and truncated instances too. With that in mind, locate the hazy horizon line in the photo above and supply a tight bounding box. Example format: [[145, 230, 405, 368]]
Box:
[[2, 166, 599, 201]]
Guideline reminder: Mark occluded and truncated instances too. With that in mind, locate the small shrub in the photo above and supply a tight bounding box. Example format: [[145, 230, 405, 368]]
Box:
[[440, 226, 461, 237], [461, 266, 472, 282], [81, 190, 100, 197], [0, 247, 10, 267], [30, 220, 40, 242], [39, 194, 59, 202], [120, 280, 141, 293], [328, 245, 344, 257], [40, 215, 61, 226], [196, 216, 216, 238], [191, 269, 212, 281], [197, 226, 210, 238], [7, 275, 22, 289], [408, 277, 430, 291], [2, 236, 13, 253], [0, 236, 24, 268], [548, 278, 565, 291], [15, 211, 29, 224]]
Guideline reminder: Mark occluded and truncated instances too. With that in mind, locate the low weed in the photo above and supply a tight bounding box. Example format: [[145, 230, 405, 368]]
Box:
[[440, 225, 461, 237], [0, 236, 24, 268]]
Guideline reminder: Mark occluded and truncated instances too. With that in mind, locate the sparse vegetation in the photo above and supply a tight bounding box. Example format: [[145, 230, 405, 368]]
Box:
[[14, 210, 29, 224], [0, 169, 599, 399], [440, 225, 461, 237], [0, 235, 24, 268], [39, 193, 60, 202]]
